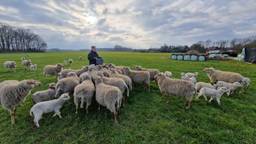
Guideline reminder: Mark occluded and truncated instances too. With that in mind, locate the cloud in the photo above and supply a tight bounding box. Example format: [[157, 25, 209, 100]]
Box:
[[0, 0, 255, 49]]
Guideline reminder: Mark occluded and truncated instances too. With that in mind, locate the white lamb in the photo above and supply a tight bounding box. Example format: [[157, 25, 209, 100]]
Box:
[[29, 64, 37, 71], [30, 93, 70, 128], [214, 81, 242, 96], [195, 82, 215, 92], [196, 87, 228, 105], [3, 61, 16, 71]]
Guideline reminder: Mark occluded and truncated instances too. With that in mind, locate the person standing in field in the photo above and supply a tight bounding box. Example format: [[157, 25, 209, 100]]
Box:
[[88, 46, 100, 65]]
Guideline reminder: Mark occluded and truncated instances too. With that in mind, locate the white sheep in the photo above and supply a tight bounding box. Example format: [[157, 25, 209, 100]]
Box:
[[155, 73, 195, 109], [21, 59, 32, 70], [73, 74, 95, 113], [32, 83, 56, 103], [29, 64, 37, 71], [196, 87, 228, 105], [102, 76, 129, 100], [94, 77, 122, 123], [43, 64, 64, 76], [164, 71, 173, 78], [214, 81, 242, 96], [110, 72, 133, 91], [3, 61, 16, 71], [240, 77, 250, 89], [203, 67, 244, 84], [134, 65, 160, 80], [195, 82, 215, 92], [122, 67, 150, 91], [0, 79, 41, 124], [30, 93, 70, 128], [181, 72, 198, 84], [55, 73, 80, 97]]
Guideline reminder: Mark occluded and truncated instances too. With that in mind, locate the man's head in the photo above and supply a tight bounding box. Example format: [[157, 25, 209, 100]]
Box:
[[91, 46, 96, 52]]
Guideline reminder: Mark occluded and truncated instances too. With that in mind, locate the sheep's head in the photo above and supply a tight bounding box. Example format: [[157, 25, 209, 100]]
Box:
[[21, 79, 41, 88], [154, 73, 165, 84], [48, 83, 56, 89], [67, 72, 77, 77], [94, 76, 103, 85], [240, 77, 250, 88], [59, 93, 70, 101], [134, 65, 142, 70], [56, 63, 64, 72], [203, 67, 215, 74]]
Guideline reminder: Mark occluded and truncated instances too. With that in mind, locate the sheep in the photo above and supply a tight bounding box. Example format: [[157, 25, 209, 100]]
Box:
[[240, 77, 250, 89], [79, 72, 90, 82], [32, 83, 56, 103], [3, 61, 16, 71], [94, 77, 122, 123], [110, 71, 133, 91], [181, 73, 197, 85], [203, 67, 244, 84], [21, 59, 32, 70], [214, 81, 242, 96], [196, 87, 228, 105], [134, 65, 160, 80], [0, 79, 40, 124], [164, 71, 173, 78], [181, 72, 198, 84], [29, 64, 37, 71], [122, 67, 150, 91], [55, 73, 80, 97], [195, 82, 215, 92], [102, 76, 129, 101], [30, 93, 70, 128], [58, 66, 88, 80], [73, 74, 95, 113], [43, 64, 64, 76], [154, 73, 195, 109]]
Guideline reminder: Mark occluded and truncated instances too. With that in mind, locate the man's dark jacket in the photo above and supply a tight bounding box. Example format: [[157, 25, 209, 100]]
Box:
[[88, 51, 99, 65]]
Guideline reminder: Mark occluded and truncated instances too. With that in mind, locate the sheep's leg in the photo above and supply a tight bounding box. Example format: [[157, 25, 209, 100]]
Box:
[[203, 95, 208, 101], [33, 113, 42, 128], [74, 97, 79, 114], [216, 98, 221, 106], [53, 110, 62, 119], [113, 112, 118, 124], [98, 104, 101, 111], [86, 103, 89, 114], [10, 109, 16, 125], [208, 97, 213, 103], [80, 97, 84, 109]]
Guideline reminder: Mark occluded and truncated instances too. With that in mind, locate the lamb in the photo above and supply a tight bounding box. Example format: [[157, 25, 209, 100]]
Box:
[[122, 67, 150, 91], [181, 72, 198, 84], [154, 73, 195, 109], [134, 65, 160, 80], [94, 77, 122, 123], [203, 67, 244, 84], [43, 64, 64, 76], [214, 81, 242, 96], [3, 61, 16, 71], [29, 64, 37, 71], [195, 82, 215, 92], [30, 93, 70, 128], [32, 83, 56, 103], [164, 71, 173, 78], [0, 79, 41, 124], [196, 87, 228, 105], [102, 76, 129, 99], [240, 77, 250, 89], [73, 74, 95, 113], [21, 59, 32, 70], [55, 72, 80, 97]]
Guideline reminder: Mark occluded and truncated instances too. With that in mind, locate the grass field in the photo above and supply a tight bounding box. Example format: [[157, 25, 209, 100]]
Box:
[[0, 51, 256, 144]]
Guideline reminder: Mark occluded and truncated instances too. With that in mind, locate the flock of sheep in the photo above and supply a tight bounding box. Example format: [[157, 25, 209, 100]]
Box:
[[0, 57, 251, 128]]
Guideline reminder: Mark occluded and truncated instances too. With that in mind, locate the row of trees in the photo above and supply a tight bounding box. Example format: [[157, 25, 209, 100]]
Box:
[[0, 23, 47, 52]]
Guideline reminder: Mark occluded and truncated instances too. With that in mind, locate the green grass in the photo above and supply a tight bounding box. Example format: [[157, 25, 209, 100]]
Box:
[[0, 51, 256, 144]]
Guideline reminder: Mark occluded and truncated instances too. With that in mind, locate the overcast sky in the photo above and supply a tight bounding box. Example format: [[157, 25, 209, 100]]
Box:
[[0, 0, 255, 49]]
